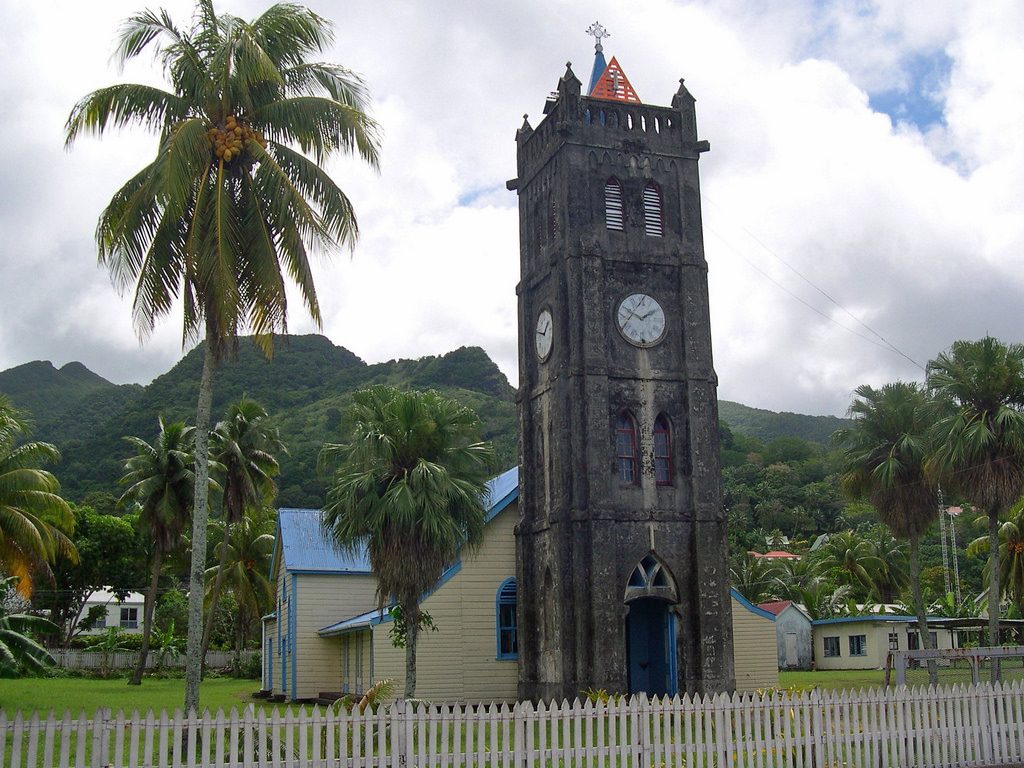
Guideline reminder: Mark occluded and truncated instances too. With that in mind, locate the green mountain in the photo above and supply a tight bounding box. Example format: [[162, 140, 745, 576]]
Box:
[[0, 335, 516, 508], [0, 338, 849, 509], [718, 400, 850, 446]]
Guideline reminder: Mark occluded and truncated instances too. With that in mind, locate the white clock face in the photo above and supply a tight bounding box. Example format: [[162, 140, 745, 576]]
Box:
[[616, 293, 666, 347], [535, 308, 553, 360]]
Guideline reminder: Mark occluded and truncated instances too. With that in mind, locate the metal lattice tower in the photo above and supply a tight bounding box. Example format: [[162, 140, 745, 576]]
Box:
[[938, 488, 952, 597]]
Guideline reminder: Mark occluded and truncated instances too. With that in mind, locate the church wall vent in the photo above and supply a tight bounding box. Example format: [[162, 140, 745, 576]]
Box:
[[644, 182, 664, 237], [605, 178, 624, 231]]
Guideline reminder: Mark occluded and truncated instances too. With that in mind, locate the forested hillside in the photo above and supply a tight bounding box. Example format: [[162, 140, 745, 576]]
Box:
[[0, 336, 515, 507]]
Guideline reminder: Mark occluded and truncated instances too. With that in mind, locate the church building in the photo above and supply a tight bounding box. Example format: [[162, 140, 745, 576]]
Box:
[[260, 30, 765, 704], [510, 26, 735, 699]]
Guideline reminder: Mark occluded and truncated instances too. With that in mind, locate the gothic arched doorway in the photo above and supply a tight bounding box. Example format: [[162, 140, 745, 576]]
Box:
[[624, 554, 678, 697]]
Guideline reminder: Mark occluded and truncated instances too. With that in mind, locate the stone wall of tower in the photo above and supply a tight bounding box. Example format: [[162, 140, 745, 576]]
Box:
[[513, 64, 734, 701]]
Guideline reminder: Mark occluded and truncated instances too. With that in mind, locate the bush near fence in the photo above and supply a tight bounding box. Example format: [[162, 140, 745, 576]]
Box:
[[3, 680, 1024, 767]]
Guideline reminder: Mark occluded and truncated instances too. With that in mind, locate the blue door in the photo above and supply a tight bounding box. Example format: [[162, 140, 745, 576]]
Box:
[[627, 598, 676, 696]]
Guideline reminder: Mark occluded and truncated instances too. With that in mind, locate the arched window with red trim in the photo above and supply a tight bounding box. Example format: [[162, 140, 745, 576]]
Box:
[[654, 414, 673, 485], [615, 412, 639, 484]]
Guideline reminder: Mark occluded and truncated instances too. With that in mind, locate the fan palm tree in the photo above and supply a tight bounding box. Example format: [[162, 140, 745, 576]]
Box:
[[119, 417, 198, 686], [834, 382, 939, 679], [0, 576, 58, 677], [927, 337, 1024, 650], [0, 397, 76, 597], [967, 498, 1024, 616], [204, 507, 275, 669], [202, 397, 284, 669], [320, 386, 495, 699], [66, 0, 381, 712]]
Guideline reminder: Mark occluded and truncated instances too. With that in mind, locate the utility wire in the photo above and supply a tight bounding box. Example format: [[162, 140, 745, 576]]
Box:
[[704, 198, 926, 372]]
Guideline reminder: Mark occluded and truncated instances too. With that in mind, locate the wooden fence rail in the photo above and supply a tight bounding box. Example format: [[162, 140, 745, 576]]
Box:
[[3, 680, 1024, 767]]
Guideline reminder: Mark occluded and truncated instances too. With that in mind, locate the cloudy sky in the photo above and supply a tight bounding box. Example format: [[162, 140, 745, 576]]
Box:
[[1, 0, 1022, 416]]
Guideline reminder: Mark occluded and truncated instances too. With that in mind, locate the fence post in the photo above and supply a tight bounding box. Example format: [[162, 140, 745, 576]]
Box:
[[894, 651, 906, 686], [391, 698, 409, 768], [638, 694, 651, 768]]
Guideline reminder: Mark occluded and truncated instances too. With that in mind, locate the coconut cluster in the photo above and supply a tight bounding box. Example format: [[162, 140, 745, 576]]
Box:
[[208, 115, 266, 164]]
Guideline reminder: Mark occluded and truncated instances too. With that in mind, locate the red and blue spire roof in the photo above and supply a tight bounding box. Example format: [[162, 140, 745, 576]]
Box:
[[585, 21, 640, 103]]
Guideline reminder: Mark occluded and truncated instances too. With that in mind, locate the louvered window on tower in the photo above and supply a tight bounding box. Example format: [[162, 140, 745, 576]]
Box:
[[605, 178, 624, 231], [643, 182, 664, 237]]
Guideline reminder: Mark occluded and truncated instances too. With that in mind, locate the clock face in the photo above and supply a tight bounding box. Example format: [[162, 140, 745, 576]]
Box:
[[535, 308, 553, 360], [616, 293, 666, 347]]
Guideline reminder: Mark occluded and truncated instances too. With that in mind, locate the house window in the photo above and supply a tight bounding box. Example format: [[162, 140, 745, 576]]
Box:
[[605, 178, 624, 231], [823, 636, 840, 657], [849, 635, 867, 656], [888, 632, 899, 651], [120, 607, 138, 629], [615, 412, 639, 484], [496, 578, 518, 660], [643, 182, 664, 237], [654, 414, 673, 485]]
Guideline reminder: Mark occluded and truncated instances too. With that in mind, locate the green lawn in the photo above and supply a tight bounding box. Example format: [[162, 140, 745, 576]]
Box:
[[779, 669, 888, 691], [0, 676, 304, 718], [0, 669, 902, 718]]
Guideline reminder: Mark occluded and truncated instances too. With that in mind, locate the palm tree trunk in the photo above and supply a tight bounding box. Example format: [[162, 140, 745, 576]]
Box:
[[988, 503, 1001, 682], [130, 548, 163, 686], [184, 335, 218, 714], [909, 536, 937, 686], [404, 602, 418, 700], [200, 522, 232, 678]]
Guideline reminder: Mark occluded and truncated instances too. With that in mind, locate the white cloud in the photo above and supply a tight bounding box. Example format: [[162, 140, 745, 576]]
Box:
[[1, 0, 1022, 419]]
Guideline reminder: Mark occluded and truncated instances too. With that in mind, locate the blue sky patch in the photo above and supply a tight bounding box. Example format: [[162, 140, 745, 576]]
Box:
[[868, 50, 952, 132]]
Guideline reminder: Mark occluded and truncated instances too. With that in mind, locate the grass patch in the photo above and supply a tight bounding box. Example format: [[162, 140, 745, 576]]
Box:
[[0, 676, 306, 718], [779, 669, 888, 691]]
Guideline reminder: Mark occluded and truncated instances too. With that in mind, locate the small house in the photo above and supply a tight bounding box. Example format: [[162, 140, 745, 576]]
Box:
[[812, 615, 958, 670], [758, 600, 813, 670], [77, 588, 146, 636]]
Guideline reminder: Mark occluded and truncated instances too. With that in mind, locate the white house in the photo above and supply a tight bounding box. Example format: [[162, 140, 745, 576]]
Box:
[[77, 588, 146, 635], [812, 615, 959, 670]]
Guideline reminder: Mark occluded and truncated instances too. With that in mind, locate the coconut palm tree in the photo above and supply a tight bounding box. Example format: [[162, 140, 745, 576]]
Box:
[[927, 337, 1024, 651], [0, 397, 76, 597], [967, 498, 1024, 616], [0, 576, 58, 677], [66, 0, 381, 712], [834, 382, 939, 680], [729, 553, 782, 605], [119, 417, 198, 686], [320, 386, 495, 699], [811, 529, 882, 599], [204, 507, 275, 669], [202, 397, 284, 669], [864, 526, 910, 603]]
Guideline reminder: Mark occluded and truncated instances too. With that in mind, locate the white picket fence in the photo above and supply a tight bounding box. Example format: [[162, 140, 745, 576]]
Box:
[[3, 680, 1024, 768], [49, 648, 258, 670]]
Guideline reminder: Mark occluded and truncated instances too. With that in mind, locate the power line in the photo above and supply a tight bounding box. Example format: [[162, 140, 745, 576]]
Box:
[[704, 198, 926, 372]]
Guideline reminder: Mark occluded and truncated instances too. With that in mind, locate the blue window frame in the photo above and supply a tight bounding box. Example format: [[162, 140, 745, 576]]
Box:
[[496, 578, 518, 660]]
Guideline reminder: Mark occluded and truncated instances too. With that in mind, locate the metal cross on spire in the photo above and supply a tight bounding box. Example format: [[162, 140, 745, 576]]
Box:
[[585, 21, 610, 52]]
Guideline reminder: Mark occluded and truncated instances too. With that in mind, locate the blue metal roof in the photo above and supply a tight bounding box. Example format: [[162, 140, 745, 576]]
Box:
[[588, 49, 608, 94], [274, 467, 520, 577], [812, 614, 943, 626], [730, 588, 776, 621], [275, 507, 373, 574]]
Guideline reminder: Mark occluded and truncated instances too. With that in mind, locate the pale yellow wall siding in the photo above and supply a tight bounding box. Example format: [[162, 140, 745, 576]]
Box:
[[367, 504, 520, 703], [293, 573, 377, 699], [731, 597, 779, 692]]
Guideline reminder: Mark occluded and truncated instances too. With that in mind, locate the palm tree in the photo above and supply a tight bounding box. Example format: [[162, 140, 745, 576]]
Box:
[[811, 529, 882, 599], [834, 382, 939, 679], [729, 553, 782, 605], [66, 1, 381, 712], [864, 526, 910, 603], [119, 417, 197, 686], [202, 397, 284, 670], [204, 507, 275, 670], [927, 337, 1024, 650], [0, 576, 58, 677], [320, 386, 495, 699], [967, 498, 1024, 616], [0, 397, 76, 597]]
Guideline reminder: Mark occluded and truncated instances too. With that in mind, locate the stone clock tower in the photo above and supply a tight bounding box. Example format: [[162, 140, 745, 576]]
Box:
[[509, 30, 734, 701]]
